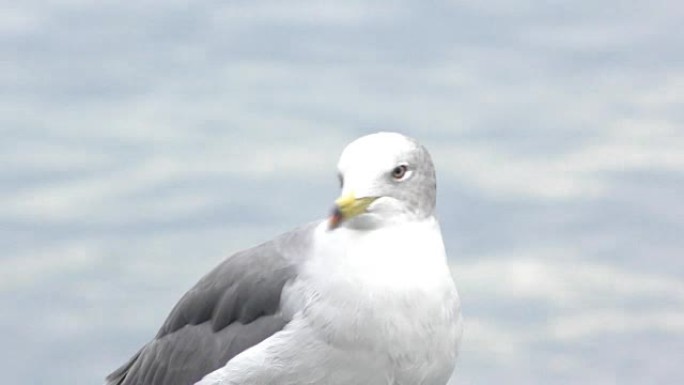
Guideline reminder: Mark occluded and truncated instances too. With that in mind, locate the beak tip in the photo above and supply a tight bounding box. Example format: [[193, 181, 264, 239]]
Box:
[[328, 207, 342, 230]]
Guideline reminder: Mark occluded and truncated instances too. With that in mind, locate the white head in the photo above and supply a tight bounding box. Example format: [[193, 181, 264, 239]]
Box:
[[329, 132, 437, 230]]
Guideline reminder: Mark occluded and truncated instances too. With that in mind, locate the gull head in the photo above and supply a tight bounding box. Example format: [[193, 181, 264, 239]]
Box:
[[329, 132, 437, 230]]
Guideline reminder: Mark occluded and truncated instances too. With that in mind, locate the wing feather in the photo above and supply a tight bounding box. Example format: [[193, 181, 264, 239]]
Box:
[[106, 223, 316, 385]]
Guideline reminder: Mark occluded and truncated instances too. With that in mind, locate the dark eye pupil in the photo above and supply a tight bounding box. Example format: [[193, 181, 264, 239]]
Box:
[[392, 165, 407, 179]]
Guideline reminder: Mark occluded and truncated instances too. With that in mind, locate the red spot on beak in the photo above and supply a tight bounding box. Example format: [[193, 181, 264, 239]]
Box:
[[328, 207, 343, 230]]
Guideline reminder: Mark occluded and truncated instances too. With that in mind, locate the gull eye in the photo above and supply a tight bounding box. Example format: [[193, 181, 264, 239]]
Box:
[[337, 173, 344, 188], [391, 165, 408, 180]]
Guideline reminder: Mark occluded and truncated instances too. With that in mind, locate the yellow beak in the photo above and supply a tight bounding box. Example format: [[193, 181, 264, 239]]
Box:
[[328, 193, 378, 229]]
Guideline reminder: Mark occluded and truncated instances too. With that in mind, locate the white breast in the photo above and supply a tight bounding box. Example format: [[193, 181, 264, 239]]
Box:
[[296, 218, 463, 384]]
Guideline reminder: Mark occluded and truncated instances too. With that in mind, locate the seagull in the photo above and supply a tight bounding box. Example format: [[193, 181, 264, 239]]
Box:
[[106, 132, 463, 385]]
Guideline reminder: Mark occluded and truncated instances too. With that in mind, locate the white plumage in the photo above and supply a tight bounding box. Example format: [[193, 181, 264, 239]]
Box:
[[198, 132, 462, 385]]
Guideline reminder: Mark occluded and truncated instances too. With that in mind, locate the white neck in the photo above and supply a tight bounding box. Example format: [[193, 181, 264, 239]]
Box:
[[309, 216, 451, 293]]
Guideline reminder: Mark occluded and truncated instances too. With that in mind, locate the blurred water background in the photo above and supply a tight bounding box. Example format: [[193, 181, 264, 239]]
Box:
[[2, 1, 683, 384]]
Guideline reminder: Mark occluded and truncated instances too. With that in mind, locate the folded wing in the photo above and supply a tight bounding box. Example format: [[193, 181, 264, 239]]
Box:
[[106, 224, 316, 385]]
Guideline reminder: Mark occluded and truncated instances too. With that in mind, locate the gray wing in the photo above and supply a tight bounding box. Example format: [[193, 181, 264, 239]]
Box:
[[106, 223, 317, 385]]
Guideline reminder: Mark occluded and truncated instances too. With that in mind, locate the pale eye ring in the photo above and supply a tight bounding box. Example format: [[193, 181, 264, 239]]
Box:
[[391, 165, 408, 180]]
